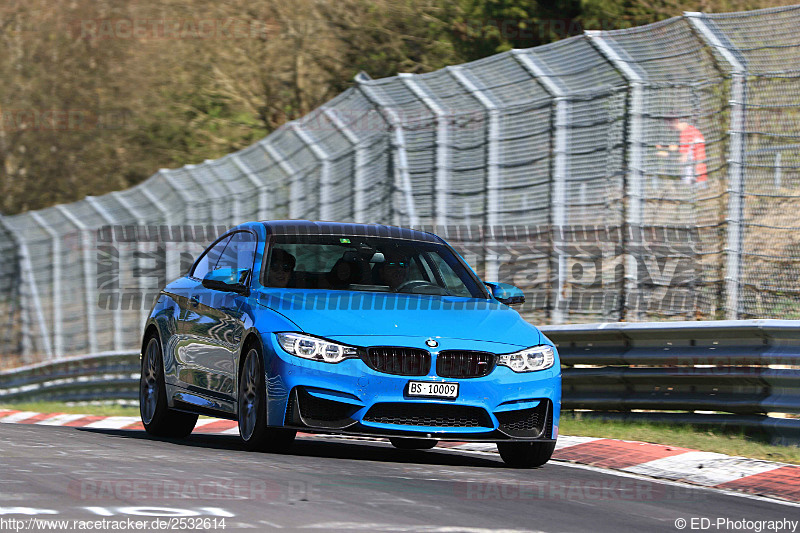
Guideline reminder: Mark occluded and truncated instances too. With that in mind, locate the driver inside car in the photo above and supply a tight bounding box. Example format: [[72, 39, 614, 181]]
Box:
[[376, 250, 410, 291], [267, 248, 296, 288]]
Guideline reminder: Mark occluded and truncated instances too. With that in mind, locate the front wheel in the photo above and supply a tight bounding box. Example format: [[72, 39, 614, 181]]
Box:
[[238, 347, 296, 452], [497, 441, 556, 468], [140, 335, 198, 438]]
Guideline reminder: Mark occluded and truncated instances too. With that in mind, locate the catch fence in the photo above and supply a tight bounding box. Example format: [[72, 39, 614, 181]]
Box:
[[2, 5, 800, 361]]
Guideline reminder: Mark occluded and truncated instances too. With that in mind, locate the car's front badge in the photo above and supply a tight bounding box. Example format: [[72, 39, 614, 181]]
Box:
[[425, 338, 439, 348]]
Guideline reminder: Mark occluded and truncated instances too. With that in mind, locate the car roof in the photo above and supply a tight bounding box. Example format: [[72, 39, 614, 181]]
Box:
[[260, 220, 443, 243]]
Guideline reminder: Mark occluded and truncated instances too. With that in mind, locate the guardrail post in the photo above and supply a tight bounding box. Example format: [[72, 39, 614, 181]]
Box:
[[292, 123, 334, 221], [86, 196, 123, 352], [355, 73, 418, 228], [400, 73, 449, 229], [323, 108, 367, 223], [54, 205, 98, 355], [685, 12, 747, 320], [513, 51, 570, 324], [230, 154, 270, 221], [448, 66, 501, 282], [260, 139, 304, 219], [586, 32, 646, 321]]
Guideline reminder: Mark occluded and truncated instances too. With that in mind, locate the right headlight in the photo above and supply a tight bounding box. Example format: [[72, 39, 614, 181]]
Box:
[[497, 345, 555, 372], [275, 332, 359, 364]]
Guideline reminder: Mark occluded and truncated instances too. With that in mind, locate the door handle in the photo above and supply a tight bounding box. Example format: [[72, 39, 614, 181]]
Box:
[[189, 296, 200, 307]]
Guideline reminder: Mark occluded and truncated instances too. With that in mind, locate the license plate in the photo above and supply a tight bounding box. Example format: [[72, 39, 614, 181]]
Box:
[[407, 381, 459, 399]]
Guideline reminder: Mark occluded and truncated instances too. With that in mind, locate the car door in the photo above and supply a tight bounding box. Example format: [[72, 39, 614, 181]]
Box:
[[180, 231, 257, 400], [173, 233, 232, 395]]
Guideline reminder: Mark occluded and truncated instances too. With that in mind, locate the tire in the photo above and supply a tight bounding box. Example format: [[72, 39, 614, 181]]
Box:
[[389, 437, 438, 450], [238, 346, 296, 452], [497, 441, 556, 468], [140, 335, 198, 438]]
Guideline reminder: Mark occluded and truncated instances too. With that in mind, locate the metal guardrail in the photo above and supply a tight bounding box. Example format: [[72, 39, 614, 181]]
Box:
[[542, 320, 800, 445], [0, 351, 139, 403], [1, 321, 799, 444]]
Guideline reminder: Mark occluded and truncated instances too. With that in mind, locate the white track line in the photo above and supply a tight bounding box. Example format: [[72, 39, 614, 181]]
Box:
[[445, 443, 497, 452], [450, 446, 800, 508]]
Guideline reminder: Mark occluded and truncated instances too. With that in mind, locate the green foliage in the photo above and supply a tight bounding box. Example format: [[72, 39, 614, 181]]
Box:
[[444, 0, 583, 60]]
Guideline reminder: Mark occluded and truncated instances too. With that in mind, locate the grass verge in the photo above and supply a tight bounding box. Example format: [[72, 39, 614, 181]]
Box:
[[560, 415, 800, 465]]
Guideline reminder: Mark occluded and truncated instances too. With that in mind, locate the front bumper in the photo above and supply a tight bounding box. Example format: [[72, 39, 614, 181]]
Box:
[[263, 334, 561, 442]]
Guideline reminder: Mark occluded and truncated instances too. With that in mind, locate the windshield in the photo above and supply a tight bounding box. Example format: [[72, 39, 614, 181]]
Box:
[[263, 235, 488, 298]]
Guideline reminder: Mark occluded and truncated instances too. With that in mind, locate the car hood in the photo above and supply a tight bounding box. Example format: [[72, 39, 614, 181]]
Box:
[[255, 289, 541, 349]]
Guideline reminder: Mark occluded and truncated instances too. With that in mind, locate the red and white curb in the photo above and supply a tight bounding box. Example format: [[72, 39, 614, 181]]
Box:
[[2, 409, 798, 503]]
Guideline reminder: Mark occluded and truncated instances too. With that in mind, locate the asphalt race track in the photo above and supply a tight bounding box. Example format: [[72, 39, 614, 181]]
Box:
[[1, 424, 798, 532]]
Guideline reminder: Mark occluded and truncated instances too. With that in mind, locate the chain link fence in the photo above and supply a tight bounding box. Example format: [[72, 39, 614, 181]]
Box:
[[2, 5, 800, 363]]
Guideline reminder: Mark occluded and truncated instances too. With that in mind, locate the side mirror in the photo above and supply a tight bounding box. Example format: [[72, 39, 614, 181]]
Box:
[[202, 268, 250, 294], [484, 282, 525, 305]]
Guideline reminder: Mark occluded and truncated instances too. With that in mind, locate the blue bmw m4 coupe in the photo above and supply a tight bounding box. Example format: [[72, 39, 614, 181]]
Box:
[[139, 221, 561, 467]]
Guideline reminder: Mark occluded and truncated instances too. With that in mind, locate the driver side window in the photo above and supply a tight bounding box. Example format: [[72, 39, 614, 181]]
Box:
[[190, 231, 257, 283], [191, 235, 232, 280], [217, 232, 257, 283]]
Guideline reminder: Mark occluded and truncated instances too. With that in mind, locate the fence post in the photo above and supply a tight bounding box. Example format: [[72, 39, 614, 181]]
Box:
[[112, 191, 158, 333], [203, 162, 242, 226], [0, 215, 52, 360], [586, 31, 646, 321], [448, 66, 501, 281], [28, 212, 61, 358], [323, 107, 367, 222], [149, 171, 190, 282], [86, 196, 122, 352], [400, 73, 449, 229], [260, 139, 304, 220], [513, 50, 570, 324], [55, 205, 98, 355], [182, 165, 221, 224], [355, 73, 418, 228], [230, 154, 270, 221], [292, 123, 334, 221], [685, 12, 747, 320]]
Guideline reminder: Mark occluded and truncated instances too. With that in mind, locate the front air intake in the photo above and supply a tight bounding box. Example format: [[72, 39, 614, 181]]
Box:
[[364, 347, 431, 376], [363, 403, 493, 428], [436, 350, 495, 378]]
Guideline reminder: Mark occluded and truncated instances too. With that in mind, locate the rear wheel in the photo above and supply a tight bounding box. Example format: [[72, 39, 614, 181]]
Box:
[[140, 335, 198, 438], [497, 441, 556, 468], [389, 437, 438, 450], [238, 346, 296, 452]]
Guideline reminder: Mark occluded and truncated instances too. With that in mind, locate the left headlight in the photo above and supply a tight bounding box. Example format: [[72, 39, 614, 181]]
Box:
[[275, 333, 359, 364], [497, 345, 555, 372]]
